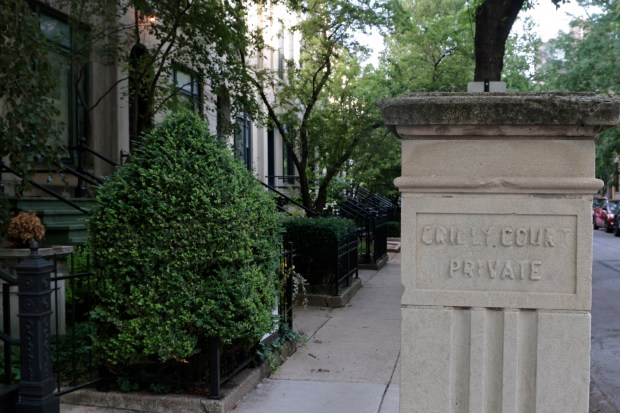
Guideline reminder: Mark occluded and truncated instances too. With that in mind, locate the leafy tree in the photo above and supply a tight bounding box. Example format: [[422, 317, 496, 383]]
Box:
[[382, 0, 542, 92], [46, 0, 276, 142], [539, 0, 620, 185], [247, 0, 388, 213], [384, 0, 475, 93], [0, 0, 66, 234], [312, 62, 401, 205], [472, 0, 568, 81], [502, 16, 544, 91], [0, 0, 64, 181], [2, 0, 272, 200], [541, 1, 619, 93]]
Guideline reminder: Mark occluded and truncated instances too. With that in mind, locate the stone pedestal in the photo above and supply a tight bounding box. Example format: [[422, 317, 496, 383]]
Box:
[[380, 93, 620, 413], [0, 246, 72, 337]]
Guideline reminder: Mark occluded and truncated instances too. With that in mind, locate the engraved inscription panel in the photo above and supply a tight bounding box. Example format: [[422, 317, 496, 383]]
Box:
[[415, 213, 577, 294]]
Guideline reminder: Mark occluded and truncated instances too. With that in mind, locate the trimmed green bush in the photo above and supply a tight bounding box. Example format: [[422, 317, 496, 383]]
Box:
[[89, 111, 281, 368], [387, 220, 400, 238], [282, 217, 357, 293]]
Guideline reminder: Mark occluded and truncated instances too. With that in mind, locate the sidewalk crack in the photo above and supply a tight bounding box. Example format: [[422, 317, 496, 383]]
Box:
[[376, 350, 400, 413]]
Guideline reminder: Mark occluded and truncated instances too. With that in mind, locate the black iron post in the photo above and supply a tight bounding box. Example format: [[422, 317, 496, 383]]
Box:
[[280, 242, 294, 330], [14, 242, 59, 413], [207, 336, 221, 399], [285, 242, 294, 330]]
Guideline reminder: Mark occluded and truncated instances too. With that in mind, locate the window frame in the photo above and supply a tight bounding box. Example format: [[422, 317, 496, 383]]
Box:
[[172, 66, 203, 113], [234, 114, 253, 170], [34, 1, 88, 164]]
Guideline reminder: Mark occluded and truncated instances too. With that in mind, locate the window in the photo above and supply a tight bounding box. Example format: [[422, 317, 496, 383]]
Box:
[[173, 68, 202, 112], [216, 87, 232, 136], [283, 144, 295, 184], [234, 114, 252, 170], [39, 9, 87, 155], [129, 43, 152, 147]]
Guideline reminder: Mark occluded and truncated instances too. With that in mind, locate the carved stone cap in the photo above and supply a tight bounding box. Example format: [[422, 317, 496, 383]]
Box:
[[0, 245, 74, 258], [380, 93, 620, 131]]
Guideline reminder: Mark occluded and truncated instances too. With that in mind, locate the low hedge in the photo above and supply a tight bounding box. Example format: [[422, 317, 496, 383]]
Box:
[[89, 111, 282, 369], [387, 220, 401, 238], [282, 217, 357, 293]]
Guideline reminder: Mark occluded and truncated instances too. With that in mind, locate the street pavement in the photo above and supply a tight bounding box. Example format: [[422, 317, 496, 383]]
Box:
[[590, 229, 620, 412], [230, 256, 403, 413]]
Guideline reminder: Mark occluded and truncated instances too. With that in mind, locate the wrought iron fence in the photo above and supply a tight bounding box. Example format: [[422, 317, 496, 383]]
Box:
[[51, 249, 101, 396], [335, 237, 359, 296], [0, 245, 100, 413], [288, 234, 358, 297], [0, 240, 296, 409], [339, 189, 395, 266]]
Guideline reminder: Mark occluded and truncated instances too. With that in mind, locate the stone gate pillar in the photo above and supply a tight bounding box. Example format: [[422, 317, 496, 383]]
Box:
[[380, 93, 620, 413]]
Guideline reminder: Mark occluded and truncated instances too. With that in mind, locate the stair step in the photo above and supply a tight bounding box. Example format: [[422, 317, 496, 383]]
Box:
[[38, 212, 88, 226], [45, 223, 87, 231], [16, 197, 96, 212], [45, 228, 88, 245], [11, 197, 94, 247]]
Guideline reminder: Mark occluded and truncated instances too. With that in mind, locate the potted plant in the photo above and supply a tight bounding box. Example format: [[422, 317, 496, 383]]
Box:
[[3, 211, 45, 248]]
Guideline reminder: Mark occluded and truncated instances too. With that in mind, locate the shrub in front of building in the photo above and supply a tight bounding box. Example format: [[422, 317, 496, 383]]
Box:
[[89, 111, 281, 369]]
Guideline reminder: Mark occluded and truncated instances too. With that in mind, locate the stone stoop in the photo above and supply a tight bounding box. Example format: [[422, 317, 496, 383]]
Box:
[[60, 341, 297, 413], [15, 198, 95, 245], [386, 238, 401, 253]]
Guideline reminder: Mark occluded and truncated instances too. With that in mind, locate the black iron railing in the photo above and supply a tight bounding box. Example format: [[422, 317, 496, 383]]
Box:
[[335, 237, 358, 296], [0, 266, 18, 387], [0, 162, 89, 214], [264, 175, 300, 189], [286, 234, 358, 297], [0, 138, 123, 209], [0, 240, 296, 409], [68, 137, 121, 198], [339, 189, 396, 266], [258, 180, 317, 217], [0, 248, 100, 402], [196, 241, 296, 399]]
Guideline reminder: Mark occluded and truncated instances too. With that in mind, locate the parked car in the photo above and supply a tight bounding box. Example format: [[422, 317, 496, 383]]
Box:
[[611, 202, 620, 237], [592, 196, 606, 224], [594, 198, 620, 233]]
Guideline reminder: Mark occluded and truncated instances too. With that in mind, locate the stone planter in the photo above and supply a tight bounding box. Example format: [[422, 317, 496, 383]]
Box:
[[0, 245, 73, 337]]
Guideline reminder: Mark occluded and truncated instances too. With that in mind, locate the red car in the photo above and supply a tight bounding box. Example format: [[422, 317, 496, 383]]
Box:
[[593, 197, 620, 233]]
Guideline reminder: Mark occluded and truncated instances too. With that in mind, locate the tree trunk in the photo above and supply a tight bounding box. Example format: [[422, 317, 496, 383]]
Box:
[[297, 166, 314, 213], [474, 0, 526, 81]]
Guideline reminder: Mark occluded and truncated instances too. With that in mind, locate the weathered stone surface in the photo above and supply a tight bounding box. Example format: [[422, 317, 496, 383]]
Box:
[[385, 93, 620, 413], [379, 93, 620, 128]]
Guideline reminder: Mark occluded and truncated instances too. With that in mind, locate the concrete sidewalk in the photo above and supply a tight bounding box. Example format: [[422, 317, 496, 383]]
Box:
[[230, 257, 403, 413]]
